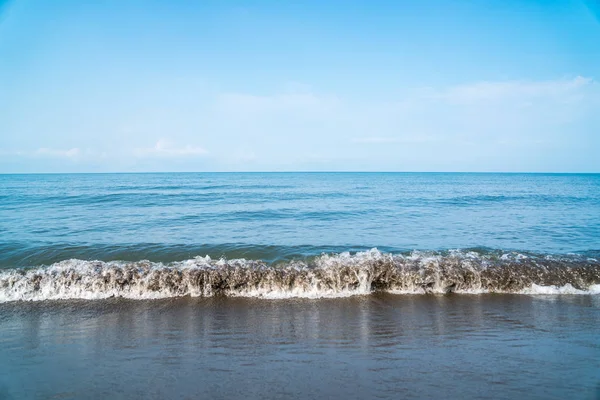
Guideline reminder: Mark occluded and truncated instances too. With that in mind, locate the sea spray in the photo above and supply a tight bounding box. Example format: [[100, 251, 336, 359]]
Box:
[[1, 249, 599, 302]]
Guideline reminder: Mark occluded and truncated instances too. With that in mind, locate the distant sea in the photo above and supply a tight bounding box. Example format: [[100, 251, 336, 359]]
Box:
[[1, 173, 599, 399]]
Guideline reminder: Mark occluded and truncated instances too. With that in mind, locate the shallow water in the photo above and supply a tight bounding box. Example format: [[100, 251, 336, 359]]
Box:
[[1, 295, 599, 400]]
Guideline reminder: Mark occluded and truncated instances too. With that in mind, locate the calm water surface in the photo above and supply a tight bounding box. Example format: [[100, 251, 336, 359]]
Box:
[[1, 173, 599, 266]]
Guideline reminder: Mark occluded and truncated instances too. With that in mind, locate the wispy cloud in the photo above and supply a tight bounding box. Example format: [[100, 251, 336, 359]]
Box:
[[429, 76, 594, 104], [205, 76, 598, 170], [34, 147, 81, 158], [351, 136, 439, 144], [1, 77, 596, 172], [134, 139, 208, 158], [0, 147, 83, 159], [217, 91, 340, 116]]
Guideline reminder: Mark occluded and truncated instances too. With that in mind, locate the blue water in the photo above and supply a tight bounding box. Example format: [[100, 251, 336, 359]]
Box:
[[1, 173, 600, 399], [1, 172, 599, 268]]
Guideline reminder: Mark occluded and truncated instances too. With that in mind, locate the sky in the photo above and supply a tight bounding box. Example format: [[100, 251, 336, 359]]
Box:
[[0, 0, 599, 173]]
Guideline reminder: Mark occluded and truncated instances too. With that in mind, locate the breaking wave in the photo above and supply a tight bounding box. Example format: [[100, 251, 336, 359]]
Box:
[[1, 249, 599, 302]]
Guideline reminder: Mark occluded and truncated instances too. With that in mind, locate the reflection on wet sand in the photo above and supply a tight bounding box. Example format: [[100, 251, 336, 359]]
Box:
[[0, 294, 599, 400]]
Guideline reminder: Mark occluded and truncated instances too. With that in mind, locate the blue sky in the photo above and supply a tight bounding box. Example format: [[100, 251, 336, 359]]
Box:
[[0, 0, 599, 172]]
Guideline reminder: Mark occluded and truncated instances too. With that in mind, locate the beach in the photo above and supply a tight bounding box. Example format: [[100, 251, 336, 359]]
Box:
[[1, 294, 599, 399], [1, 172, 599, 399]]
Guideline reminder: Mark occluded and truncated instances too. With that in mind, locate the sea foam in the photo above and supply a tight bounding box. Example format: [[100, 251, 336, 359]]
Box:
[[0, 249, 599, 302]]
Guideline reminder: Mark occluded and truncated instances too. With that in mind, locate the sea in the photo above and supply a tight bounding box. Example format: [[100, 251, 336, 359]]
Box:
[[0, 172, 599, 399]]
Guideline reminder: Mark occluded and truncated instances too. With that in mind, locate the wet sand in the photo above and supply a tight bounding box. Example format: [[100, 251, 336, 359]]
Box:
[[1, 294, 599, 400]]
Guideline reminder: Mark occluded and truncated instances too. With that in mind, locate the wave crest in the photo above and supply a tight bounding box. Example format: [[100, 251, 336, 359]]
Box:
[[1, 249, 599, 302]]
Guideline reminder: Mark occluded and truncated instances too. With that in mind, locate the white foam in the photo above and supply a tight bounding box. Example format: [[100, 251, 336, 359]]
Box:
[[521, 283, 600, 295], [0, 249, 598, 302]]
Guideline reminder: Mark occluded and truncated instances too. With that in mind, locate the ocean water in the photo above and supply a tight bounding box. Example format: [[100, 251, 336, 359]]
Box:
[[1, 172, 599, 300], [1, 172, 599, 399]]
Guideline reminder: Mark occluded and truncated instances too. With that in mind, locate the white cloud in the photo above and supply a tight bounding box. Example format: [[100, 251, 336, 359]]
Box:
[[352, 136, 440, 144], [429, 76, 594, 104], [204, 76, 598, 171], [134, 139, 208, 158], [34, 147, 81, 158], [0, 147, 89, 160], [213, 77, 597, 138], [216, 91, 340, 116], [352, 137, 399, 144], [2, 77, 597, 172]]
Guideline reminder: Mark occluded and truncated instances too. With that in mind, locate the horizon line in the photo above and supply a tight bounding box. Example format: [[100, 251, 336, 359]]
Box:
[[1, 171, 599, 175]]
